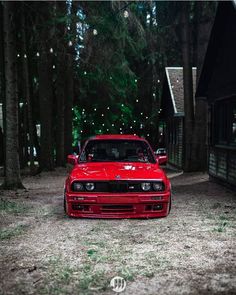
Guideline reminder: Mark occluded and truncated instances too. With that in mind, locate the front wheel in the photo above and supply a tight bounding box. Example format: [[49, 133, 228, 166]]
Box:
[[64, 193, 67, 214], [168, 195, 172, 214]]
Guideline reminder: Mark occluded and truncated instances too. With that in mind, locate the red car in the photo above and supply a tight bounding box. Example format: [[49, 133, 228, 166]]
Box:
[[64, 135, 171, 218]]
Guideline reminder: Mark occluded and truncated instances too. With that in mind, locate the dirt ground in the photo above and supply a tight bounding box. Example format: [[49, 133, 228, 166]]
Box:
[[0, 168, 236, 295]]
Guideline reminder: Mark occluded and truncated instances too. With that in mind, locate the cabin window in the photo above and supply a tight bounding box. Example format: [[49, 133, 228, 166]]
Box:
[[215, 98, 236, 146]]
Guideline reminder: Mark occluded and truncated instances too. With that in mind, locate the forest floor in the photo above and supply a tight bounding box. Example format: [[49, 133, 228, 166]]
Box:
[[0, 168, 236, 295]]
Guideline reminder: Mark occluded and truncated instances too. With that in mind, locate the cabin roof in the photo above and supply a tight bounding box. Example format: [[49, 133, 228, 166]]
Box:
[[163, 67, 197, 116]]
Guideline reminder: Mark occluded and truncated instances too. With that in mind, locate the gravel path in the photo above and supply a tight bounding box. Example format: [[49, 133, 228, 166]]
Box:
[[0, 168, 235, 295]]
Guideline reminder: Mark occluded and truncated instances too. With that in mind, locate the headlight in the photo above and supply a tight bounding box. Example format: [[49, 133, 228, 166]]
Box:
[[141, 182, 151, 191], [73, 182, 84, 191], [153, 182, 165, 191], [85, 182, 95, 191]]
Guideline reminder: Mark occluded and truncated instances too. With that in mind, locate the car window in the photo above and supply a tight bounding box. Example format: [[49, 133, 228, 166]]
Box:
[[79, 140, 155, 163]]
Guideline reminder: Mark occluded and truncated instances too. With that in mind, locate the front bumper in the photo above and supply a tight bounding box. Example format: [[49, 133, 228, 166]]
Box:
[[65, 191, 171, 218]]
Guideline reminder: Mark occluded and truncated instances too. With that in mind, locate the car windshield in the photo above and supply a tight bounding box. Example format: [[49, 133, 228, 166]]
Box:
[[79, 139, 156, 163]]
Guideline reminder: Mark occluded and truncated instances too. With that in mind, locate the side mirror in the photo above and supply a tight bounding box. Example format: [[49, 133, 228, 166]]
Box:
[[67, 154, 78, 165]]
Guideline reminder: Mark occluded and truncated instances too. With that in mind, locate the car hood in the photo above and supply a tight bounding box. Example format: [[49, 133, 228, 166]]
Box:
[[70, 162, 167, 182]]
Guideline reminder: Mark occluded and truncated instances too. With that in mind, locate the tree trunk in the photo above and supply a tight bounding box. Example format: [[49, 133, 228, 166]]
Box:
[[0, 2, 5, 168], [21, 6, 35, 173], [64, 54, 74, 157], [2, 1, 24, 189], [38, 50, 54, 171], [181, 2, 195, 172], [55, 51, 66, 166]]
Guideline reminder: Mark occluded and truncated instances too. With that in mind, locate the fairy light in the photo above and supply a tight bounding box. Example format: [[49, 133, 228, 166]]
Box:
[[112, 124, 114, 127], [110, 76, 112, 80], [102, 123, 105, 126], [50, 48, 53, 53], [134, 79, 137, 83], [141, 112, 143, 115], [24, 54, 27, 58], [84, 71, 87, 75], [92, 122, 95, 125], [122, 122, 125, 126], [121, 104, 124, 107], [107, 106, 110, 110], [106, 129, 109, 132], [133, 120, 136, 123], [80, 130, 83, 133], [146, 116, 149, 119], [101, 114, 104, 117], [124, 10, 129, 18], [68, 41, 73, 46], [36, 52, 40, 57], [130, 126, 133, 129], [136, 99, 139, 103], [176, 79, 179, 83], [17, 54, 20, 58], [93, 29, 98, 35], [153, 93, 156, 97], [157, 79, 160, 83], [53, 65, 55, 69], [147, 134, 150, 137], [94, 108, 96, 111]]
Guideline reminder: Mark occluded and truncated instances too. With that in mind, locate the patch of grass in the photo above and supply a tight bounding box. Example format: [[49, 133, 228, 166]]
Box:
[[40, 257, 109, 295], [0, 198, 29, 214], [0, 224, 28, 240], [213, 220, 229, 233]]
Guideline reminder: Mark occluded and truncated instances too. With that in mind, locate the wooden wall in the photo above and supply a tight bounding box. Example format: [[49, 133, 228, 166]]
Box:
[[167, 117, 183, 169], [209, 146, 236, 188]]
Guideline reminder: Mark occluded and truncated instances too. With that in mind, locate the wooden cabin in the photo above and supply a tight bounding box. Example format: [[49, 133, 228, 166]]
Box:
[[196, 2, 236, 188], [160, 67, 196, 169]]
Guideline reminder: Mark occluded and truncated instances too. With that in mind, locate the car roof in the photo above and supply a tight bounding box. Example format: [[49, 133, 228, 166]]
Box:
[[90, 134, 144, 141]]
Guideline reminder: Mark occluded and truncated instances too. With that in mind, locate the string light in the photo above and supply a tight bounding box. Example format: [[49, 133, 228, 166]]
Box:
[[176, 79, 179, 83], [133, 120, 136, 123], [80, 130, 83, 133], [130, 126, 133, 129], [112, 123, 114, 127], [53, 65, 55, 69], [146, 116, 149, 119], [36, 52, 40, 57], [107, 106, 110, 110], [94, 108, 96, 111], [134, 79, 137, 83], [93, 29, 98, 35], [50, 48, 53, 53], [68, 41, 73, 46], [101, 114, 104, 117], [121, 104, 124, 107], [153, 93, 156, 97], [124, 10, 129, 18], [17, 54, 20, 58], [92, 122, 95, 125], [147, 134, 150, 137], [110, 76, 112, 80], [84, 71, 87, 75], [157, 79, 160, 83], [141, 112, 143, 115], [136, 99, 139, 103], [102, 123, 105, 126]]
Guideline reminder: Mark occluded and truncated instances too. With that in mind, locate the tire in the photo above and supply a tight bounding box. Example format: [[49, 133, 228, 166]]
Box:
[[64, 193, 67, 214], [168, 195, 172, 214]]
